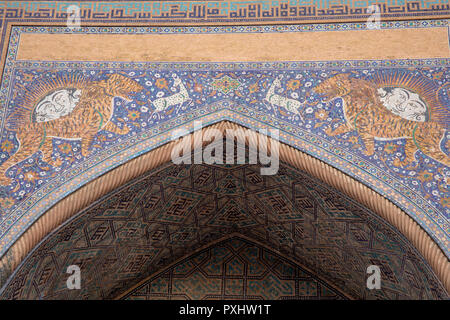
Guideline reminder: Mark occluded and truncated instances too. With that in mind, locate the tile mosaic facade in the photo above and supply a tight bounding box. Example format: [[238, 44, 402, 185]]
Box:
[[0, 1, 447, 299]]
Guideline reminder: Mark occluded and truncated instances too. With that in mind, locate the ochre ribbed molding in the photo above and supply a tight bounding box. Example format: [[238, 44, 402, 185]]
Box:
[[1, 121, 448, 294]]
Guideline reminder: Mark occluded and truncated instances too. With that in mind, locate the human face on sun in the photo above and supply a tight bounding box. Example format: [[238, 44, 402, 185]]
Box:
[[34, 88, 82, 122], [377, 87, 427, 122]]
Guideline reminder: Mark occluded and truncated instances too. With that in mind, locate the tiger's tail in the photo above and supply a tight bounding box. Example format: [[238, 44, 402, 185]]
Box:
[[414, 123, 450, 167], [4, 107, 33, 132]]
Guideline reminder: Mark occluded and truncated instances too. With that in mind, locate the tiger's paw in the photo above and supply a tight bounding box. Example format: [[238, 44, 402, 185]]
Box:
[[114, 119, 130, 135], [393, 158, 402, 167], [324, 127, 334, 136], [119, 125, 130, 135], [44, 156, 63, 167], [0, 176, 13, 186], [393, 158, 409, 167], [81, 148, 91, 158], [393, 158, 414, 167], [51, 158, 63, 167]]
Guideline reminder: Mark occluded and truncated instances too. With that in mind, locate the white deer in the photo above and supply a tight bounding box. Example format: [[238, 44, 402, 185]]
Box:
[[264, 76, 304, 120], [150, 74, 191, 113]]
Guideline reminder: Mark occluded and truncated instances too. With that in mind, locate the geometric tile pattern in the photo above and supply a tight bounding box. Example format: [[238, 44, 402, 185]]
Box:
[[121, 237, 347, 300], [1, 157, 447, 299]]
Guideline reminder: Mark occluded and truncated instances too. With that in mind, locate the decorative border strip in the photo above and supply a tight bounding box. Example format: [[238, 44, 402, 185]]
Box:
[[0, 1, 449, 21], [12, 19, 450, 34], [13, 58, 450, 71]]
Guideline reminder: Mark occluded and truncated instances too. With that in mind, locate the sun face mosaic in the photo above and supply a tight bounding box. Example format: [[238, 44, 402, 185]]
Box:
[[0, 22, 448, 262]]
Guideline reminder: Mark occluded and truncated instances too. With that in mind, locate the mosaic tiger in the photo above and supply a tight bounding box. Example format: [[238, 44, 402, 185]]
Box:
[[0, 74, 143, 186], [313, 73, 449, 167]]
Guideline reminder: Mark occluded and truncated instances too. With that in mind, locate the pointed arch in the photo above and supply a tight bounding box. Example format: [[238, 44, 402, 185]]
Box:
[[0, 120, 448, 294]]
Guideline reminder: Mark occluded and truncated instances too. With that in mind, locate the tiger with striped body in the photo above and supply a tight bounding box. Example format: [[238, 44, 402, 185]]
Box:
[[313, 74, 449, 167], [0, 74, 143, 186]]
